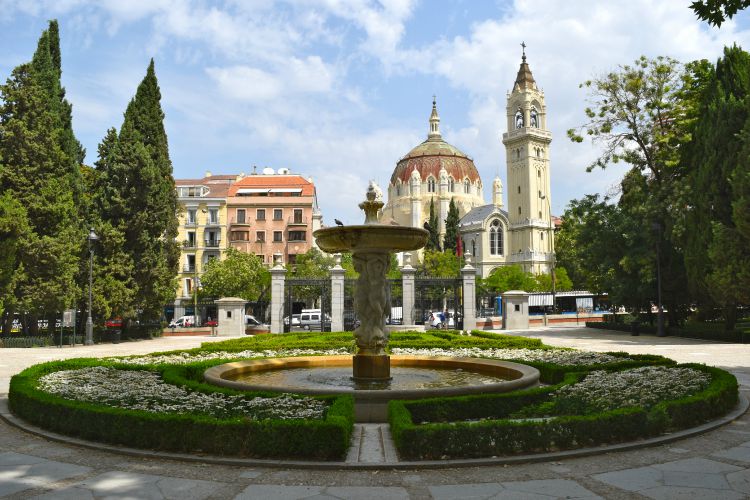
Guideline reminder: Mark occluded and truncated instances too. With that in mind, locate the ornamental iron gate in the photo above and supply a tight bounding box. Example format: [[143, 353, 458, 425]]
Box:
[[284, 278, 331, 332], [414, 277, 463, 330]]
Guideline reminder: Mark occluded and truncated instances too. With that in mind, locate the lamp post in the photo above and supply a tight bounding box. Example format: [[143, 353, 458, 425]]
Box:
[[85, 227, 99, 345], [541, 195, 556, 313], [653, 222, 665, 337]]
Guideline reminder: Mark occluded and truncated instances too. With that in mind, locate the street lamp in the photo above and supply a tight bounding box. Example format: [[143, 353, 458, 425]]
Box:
[[85, 227, 99, 345], [652, 222, 665, 337], [541, 195, 556, 313]]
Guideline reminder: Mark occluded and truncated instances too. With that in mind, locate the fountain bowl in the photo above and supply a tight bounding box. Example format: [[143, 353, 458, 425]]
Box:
[[205, 356, 540, 422], [314, 225, 429, 254]]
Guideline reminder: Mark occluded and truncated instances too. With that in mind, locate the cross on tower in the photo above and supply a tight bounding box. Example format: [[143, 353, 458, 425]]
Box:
[[521, 41, 526, 61]]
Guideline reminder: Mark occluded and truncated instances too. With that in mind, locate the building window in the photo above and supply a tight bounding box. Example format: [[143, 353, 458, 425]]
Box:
[[541, 231, 544, 241], [489, 220, 503, 256], [231, 231, 248, 241], [288, 254, 297, 265], [471, 240, 476, 257], [396, 184, 401, 196], [186, 209, 197, 224], [208, 208, 219, 224], [538, 169, 541, 177], [539, 211, 542, 219], [256, 209, 266, 221], [288, 230, 306, 241], [464, 180, 470, 194], [530, 106, 538, 128], [515, 108, 524, 128], [256, 231, 265, 243], [518, 206, 522, 215], [518, 186, 521, 194], [293, 208, 303, 223], [427, 178, 436, 193], [186, 231, 195, 247], [448, 178, 454, 192], [273, 231, 283, 242], [255, 254, 264, 263], [273, 208, 283, 220], [236, 209, 246, 224]]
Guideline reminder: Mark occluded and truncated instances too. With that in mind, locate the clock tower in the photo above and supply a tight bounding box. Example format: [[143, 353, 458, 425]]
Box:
[[501, 45, 554, 274]]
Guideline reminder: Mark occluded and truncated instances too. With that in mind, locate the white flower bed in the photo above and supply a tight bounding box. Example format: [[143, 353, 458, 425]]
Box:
[[38, 366, 327, 420], [111, 348, 351, 366], [391, 347, 627, 365], [554, 366, 711, 412]]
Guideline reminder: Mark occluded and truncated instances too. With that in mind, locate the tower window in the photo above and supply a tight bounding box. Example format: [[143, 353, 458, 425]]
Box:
[[427, 178, 436, 193], [518, 206, 522, 215], [449, 178, 454, 192], [464, 180, 470, 193], [515, 108, 524, 128], [539, 211, 542, 219], [538, 170, 541, 177], [539, 190, 542, 198], [396, 184, 401, 196], [541, 231, 544, 240], [489, 220, 503, 256], [530, 106, 538, 128], [516, 149, 521, 160], [518, 186, 521, 194]]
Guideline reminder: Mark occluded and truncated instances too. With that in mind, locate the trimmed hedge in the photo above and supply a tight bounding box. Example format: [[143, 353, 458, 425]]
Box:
[[587, 321, 749, 343], [8, 359, 354, 460], [389, 364, 738, 460]]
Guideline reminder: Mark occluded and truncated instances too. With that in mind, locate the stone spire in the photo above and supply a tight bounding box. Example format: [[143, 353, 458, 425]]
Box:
[[493, 176, 504, 208], [514, 42, 536, 90], [428, 96, 441, 140]]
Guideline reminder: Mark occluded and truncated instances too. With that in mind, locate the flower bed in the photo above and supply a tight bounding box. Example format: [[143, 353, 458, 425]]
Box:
[[389, 364, 738, 460]]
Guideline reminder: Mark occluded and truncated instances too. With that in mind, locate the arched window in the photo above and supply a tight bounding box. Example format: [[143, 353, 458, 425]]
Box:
[[515, 108, 524, 128], [449, 178, 455, 192], [464, 179, 470, 193], [396, 184, 401, 196], [530, 106, 538, 128], [489, 220, 503, 256], [427, 177, 436, 193]]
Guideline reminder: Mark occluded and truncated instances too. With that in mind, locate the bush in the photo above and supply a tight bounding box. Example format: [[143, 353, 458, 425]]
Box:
[[587, 322, 748, 343], [389, 364, 738, 460], [8, 359, 354, 460]]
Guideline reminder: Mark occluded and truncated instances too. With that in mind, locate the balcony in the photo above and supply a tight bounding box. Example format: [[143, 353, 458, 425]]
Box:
[[182, 240, 197, 249], [229, 217, 250, 227], [184, 220, 198, 227], [204, 239, 221, 248], [205, 217, 221, 226], [287, 216, 308, 226], [182, 264, 196, 273]]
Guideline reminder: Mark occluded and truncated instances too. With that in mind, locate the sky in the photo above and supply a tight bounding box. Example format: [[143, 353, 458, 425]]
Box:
[[2, 0, 750, 224]]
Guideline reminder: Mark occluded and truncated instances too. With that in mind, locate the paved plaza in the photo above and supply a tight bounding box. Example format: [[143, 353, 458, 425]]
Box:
[[0, 327, 749, 499]]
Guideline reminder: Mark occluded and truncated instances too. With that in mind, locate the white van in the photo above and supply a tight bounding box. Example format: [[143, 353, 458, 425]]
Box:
[[299, 309, 331, 330], [169, 315, 196, 328]]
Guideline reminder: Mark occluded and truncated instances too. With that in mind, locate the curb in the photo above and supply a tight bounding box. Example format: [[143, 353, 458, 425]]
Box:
[[1, 392, 747, 470]]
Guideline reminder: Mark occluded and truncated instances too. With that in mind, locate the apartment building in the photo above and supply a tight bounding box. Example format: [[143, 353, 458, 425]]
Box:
[[227, 169, 322, 265]]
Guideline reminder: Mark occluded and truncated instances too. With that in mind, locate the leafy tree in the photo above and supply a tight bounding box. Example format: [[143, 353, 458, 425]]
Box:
[[425, 197, 441, 251], [106, 60, 180, 321], [691, 0, 750, 26], [443, 198, 460, 254], [419, 249, 461, 277], [288, 247, 335, 278], [483, 265, 536, 294], [199, 248, 270, 301], [534, 267, 573, 292]]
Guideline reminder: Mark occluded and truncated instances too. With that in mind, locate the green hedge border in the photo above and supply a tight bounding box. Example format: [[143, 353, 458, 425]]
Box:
[[389, 364, 738, 460], [8, 359, 354, 460], [587, 321, 749, 343]]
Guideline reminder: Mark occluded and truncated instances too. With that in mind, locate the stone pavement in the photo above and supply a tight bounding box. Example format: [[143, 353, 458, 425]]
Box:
[[0, 328, 748, 499]]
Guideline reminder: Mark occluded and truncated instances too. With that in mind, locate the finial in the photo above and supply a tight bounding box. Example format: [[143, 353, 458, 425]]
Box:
[[521, 41, 526, 62], [428, 95, 441, 139], [432, 94, 436, 106]]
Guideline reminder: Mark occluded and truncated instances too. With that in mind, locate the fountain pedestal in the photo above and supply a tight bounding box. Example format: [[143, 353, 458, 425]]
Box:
[[313, 182, 428, 382]]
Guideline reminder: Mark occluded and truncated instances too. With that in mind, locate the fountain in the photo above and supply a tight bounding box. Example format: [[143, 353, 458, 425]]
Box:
[[204, 182, 540, 422], [312, 180, 427, 381]]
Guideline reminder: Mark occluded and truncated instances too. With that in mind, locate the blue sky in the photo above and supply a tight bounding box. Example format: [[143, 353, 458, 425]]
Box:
[[2, 0, 750, 224]]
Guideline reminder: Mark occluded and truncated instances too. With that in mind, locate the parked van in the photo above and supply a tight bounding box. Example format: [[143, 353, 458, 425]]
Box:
[[299, 309, 331, 330], [169, 315, 195, 328]]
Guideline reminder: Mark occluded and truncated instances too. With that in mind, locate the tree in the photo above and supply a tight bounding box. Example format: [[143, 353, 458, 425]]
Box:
[[691, 0, 750, 26], [534, 268, 573, 292], [199, 248, 270, 301], [419, 249, 461, 277], [679, 46, 750, 328], [483, 265, 536, 294], [425, 197, 441, 251], [0, 194, 30, 313], [443, 198, 460, 254], [106, 60, 180, 321]]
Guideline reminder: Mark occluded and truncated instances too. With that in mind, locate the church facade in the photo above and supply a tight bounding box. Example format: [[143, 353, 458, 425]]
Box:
[[382, 50, 554, 278]]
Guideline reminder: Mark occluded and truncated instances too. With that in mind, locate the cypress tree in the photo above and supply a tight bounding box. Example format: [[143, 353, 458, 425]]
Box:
[[681, 45, 750, 327], [443, 198, 460, 254], [107, 60, 179, 321], [426, 197, 441, 251]]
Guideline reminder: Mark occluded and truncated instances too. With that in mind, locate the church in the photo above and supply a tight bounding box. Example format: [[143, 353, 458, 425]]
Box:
[[380, 50, 554, 278]]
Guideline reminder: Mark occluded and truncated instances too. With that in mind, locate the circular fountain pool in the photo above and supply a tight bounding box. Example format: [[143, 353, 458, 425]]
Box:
[[205, 356, 540, 422]]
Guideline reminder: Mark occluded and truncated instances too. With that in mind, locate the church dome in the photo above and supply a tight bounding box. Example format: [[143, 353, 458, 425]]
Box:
[[389, 99, 482, 186]]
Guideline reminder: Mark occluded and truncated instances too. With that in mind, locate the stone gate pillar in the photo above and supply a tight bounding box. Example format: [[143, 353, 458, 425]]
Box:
[[330, 254, 345, 332], [401, 252, 416, 326], [215, 297, 246, 336], [502, 290, 530, 330], [270, 253, 287, 334], [461, 253, 477, 331]]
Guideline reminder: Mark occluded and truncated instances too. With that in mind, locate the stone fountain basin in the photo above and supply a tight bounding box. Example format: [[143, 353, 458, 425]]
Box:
[[204, 356, 540, 422], [313, 225, 429, 253]]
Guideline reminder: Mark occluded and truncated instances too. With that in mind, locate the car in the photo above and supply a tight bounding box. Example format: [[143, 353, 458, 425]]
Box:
[[105, 317, 123, 328], [245, 315, 261, 326], [283, 314, 301, 327], [299, 310, 332, 330], [169, 315, 195, 328]]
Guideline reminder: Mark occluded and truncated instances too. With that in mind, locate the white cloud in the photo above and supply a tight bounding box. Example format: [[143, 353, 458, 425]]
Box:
[[206, 66, 281, 102]]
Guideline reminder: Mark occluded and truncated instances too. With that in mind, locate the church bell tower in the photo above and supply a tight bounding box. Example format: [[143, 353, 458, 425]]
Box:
[[501, 44, 553, 274]]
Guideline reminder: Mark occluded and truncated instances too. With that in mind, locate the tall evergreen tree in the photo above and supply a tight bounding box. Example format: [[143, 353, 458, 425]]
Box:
[[680, 45, 750, 328], [426, 197, 441, 251], [107, 60, 179, 321], [443, 198, 460, 254]]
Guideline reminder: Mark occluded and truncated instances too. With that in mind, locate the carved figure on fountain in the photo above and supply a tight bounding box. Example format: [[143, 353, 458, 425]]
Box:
[[353, 252, 389, 354]]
